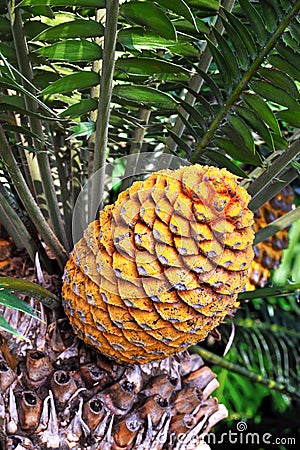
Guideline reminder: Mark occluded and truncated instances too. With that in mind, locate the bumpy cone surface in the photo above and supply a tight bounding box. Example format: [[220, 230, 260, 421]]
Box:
[[62, 165, 255, 364], [248, 185, 294, 290], [0, 238, 11, 270]]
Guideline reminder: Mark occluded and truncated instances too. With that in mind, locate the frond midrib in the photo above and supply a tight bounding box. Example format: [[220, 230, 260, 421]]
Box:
[[190, 0, 300, 163]]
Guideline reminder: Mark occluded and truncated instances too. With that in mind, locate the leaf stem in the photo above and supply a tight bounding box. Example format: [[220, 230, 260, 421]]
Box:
[[191, 346, 295, 396], [190, 1, 300, 163], [238, 283, 300, 300], [0, 189, 35, 258], [0, 125, 68, 270], [233, 315, 300, 339], [247, 139, 300, 211], [0, 182, 55, 271], [121, 108, 151, 191], [254, 206, 300, 245], [9, 3, 69, 250], [165, 0, 236, 154], [92, 0, 119, 207]]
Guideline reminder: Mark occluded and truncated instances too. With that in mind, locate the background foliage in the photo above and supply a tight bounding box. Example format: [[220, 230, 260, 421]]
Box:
[[0, 0, 300, 447]]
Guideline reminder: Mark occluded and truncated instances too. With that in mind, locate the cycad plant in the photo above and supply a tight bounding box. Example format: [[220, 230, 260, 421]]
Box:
[[0, 0, 300, 448]]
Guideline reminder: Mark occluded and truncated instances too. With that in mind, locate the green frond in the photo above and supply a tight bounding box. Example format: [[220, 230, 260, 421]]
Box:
[[190, 0, 300, 165], [194, 296, 300, 399]]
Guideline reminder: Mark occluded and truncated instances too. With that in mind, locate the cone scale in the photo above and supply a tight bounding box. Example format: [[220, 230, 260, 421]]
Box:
[[248, 185, 294, 290], [62, 165, 255, 364]]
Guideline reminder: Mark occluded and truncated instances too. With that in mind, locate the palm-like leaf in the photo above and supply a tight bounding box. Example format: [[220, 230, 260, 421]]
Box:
[[186, 1, 300, 166], [210, 296, 300, 398], [1, 1, 299, 180]]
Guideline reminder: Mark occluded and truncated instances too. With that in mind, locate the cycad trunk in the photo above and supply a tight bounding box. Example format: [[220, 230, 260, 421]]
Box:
[[0, 303, 226, 449]]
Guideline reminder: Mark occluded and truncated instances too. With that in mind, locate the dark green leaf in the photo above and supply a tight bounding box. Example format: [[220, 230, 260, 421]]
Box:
[[258, 0, 280, 32], [213, 26, 240, 82], [192, 65, 223, 105], [118, 27, 175, 50], [0, 17, 11, 34], [251, 80, 300, 110], [0, 288, 39, 319], [155, 0, 197, 29], [0, 276, 60, 309], [213, 136, 261, 165], [118, 28, 198, 56], [177, 111, 199, 140], [277, 109, 300, 128], [185, 0, 219, 10], [207, 149, 248, 177], [0, 43, 17, 62], [166, 129, 192, 155], [60, 98, 98, 118], [0, 96, 56, 123], [69, 121, 95, 139], [0, 314, 26, 340], [34, 71, 60, 90], [0, 72, 58, 117], [33, 19, 104, 40], [228, 114, 255, 153], [173, 18, 210, 35], [239, 0, 268, 44], [115, 58, 189, 77], [0, 94, 25, 110], [271, 132, 288, 151], [200, 296, 300, 398], [19, 0, 104, 6], [41, 71, 100, 95], [258, 67, 300, 99], [30, 5, 54, 18], [16, 143, 51, 154], [223, 9, 257, 58], [206, 38, 232, 90], [36, 40, 102, 62], [276, 43, 300, 70], [269, 54, 300, 82], [280, 0, 294, 9], [114, 85, 177, 109], [24, 20, 48, 39], [238, 283, 300, 300], [185, 86, 214, 118], [221, 124, 246, 149], [111, 109, 142, 128], [0, 77, 21, 93], [283, 31, 300, 52], [167, 42, 199, 57], [2, 123, 45, 141], [115, 71, 187, 83], [289, 20, 300, 43], [236, 105, 275, 151], [247, 139, 298, 211], [243, 92, 281, 134], [120, 2, 176, 41], [221, 16, 249, 70], [179, 99, 206, 130]]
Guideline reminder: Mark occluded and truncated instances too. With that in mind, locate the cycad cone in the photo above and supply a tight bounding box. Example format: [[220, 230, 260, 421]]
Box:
[[247, 185, 294, 290], [62, 165, 255, 364]]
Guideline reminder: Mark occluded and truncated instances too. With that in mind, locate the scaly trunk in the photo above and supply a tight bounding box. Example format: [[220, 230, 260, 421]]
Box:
[[0, 303, 226, 449]]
